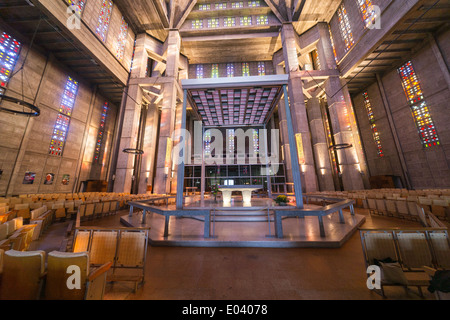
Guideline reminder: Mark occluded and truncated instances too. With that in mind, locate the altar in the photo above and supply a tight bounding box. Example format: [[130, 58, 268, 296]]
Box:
[[218, 185, 263, 205]]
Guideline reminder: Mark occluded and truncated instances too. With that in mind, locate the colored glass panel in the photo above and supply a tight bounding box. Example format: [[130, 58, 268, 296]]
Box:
[[240, 16, 252, 26], [248, 1, 261, 7], [96, 0, 113, 42], [211, 64, 219, 78], [196, 65, 204, 79], [257, 62, 265, 76], [198, 4, 210, 10], [116, 17, 128, 61], [67, 0, 86, 12], [398, 61, 439, 147], [192, 19, 203, 29], [204, 130, 211, 156], [253, 129, 259, 155], [232, 2, 244, 8], [94, 101, 108, 162], [256, 15, 268, 25], [242, 63, 250, 76], [49, 76, 79, 156], [216, 3, 227, 9], [224, 17, 236, 27], [357, 0, 377, 28], [363, 91, 384, 157], [227, 63, 234, 77], [337, 4, 354, 51], [208, 18, 219, 28], [0, 32, 21, 94]]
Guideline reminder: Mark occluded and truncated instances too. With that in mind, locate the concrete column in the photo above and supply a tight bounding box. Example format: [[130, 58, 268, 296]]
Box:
[[113, 84, 144, 193], [324, 78, 365, 190], [281, 23, 318, 193], [272, 62, 293, 192], [138, 104, 159, 194], [306, 96, 335, 191], [153, 30, 181, 194], [316, 22, 367, 190]]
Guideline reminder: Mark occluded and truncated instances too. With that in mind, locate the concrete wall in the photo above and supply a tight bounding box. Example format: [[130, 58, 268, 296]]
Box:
[[81, 0, 135, 71], [0, 25, 117, 196], [352, 29, 450, 189]]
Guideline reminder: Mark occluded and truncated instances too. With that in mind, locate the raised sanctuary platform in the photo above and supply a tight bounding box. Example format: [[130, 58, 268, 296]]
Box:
[[120, 197, 366, 248]]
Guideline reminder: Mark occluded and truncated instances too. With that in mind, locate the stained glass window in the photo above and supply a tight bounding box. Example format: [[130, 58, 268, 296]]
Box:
[[59, 76, 78, 116], [196, 65, 204, 79], [211, 64, 219, 78], [94, 101, 108, 162], [248, 1, 260, 7], [67, 0, 86, 12], [227, 63, 234, 77], [224, 17, 236, 27], [253, 129, 259, 155], [198, 3, 210, 10], [228, 129, 235, 154], [192, 19, 203, 29], [240, 16, 252, 26], [96, 0, 113, 42], [398, 61, 439, 147], [311, 50, 321, 70], [208, 18, 219, 28], [49, 76, 79, 156], [328, 25, 338, 64], [116, 16, 128, 61], [357, 0, 377, 28], [232, 2, 244, 8], [0, 32, 21, 94], [363, 91, 383, 157], [256, 15, 268, 25], [337, 4, 354, 51], [216, 3, 227, 9], [257, 62, 265, 76], [242, 63, 250, 76], [204, 130, 211, 156]]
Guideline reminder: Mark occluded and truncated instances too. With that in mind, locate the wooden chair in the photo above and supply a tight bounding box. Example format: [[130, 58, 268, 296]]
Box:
[[375, 199, 387, 216], [14, 203, 30, 220], [0, 250, 46, 300], [385, 199, 397, 217], [428, 231, 450, 270], [85, 203, 95, 219], [406, 201, 420, 221], [45, 251, 112, 300], [367, 198, 378, 215], [395, 199, 409, 219]]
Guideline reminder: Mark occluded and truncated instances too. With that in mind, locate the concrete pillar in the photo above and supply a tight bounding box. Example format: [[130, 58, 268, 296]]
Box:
[[113, 84, 144, 193], [316, 22, 367, 190], [272, 62, 293, 193], [281, 23, 318, 193], [306, 96, 335, 191], [138, 104, 159, 194], [113, 34, 148, 193], [153, 30, 181, 194]]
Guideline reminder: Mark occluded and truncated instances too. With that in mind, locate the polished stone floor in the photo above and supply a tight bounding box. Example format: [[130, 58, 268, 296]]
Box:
[[121, 202, 365, 248], [30, 206, 446, 300]]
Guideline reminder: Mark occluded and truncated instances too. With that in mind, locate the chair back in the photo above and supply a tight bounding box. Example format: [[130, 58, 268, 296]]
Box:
[[45, 251, 90, 300], [0, 250, 46, 300]]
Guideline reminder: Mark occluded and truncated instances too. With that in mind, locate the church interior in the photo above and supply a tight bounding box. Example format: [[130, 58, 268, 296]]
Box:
[[0, 0, 449, 302]]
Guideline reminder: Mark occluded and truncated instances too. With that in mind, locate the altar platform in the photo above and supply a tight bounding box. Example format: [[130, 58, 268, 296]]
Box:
[[120, 197, 366, 248]]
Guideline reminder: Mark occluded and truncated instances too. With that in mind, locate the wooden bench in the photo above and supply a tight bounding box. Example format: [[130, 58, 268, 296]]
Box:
[[273, 198, 355, 238]]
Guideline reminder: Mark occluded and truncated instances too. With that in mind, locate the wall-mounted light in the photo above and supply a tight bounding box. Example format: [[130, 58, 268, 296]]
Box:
[[320, 168, 326, 175]]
